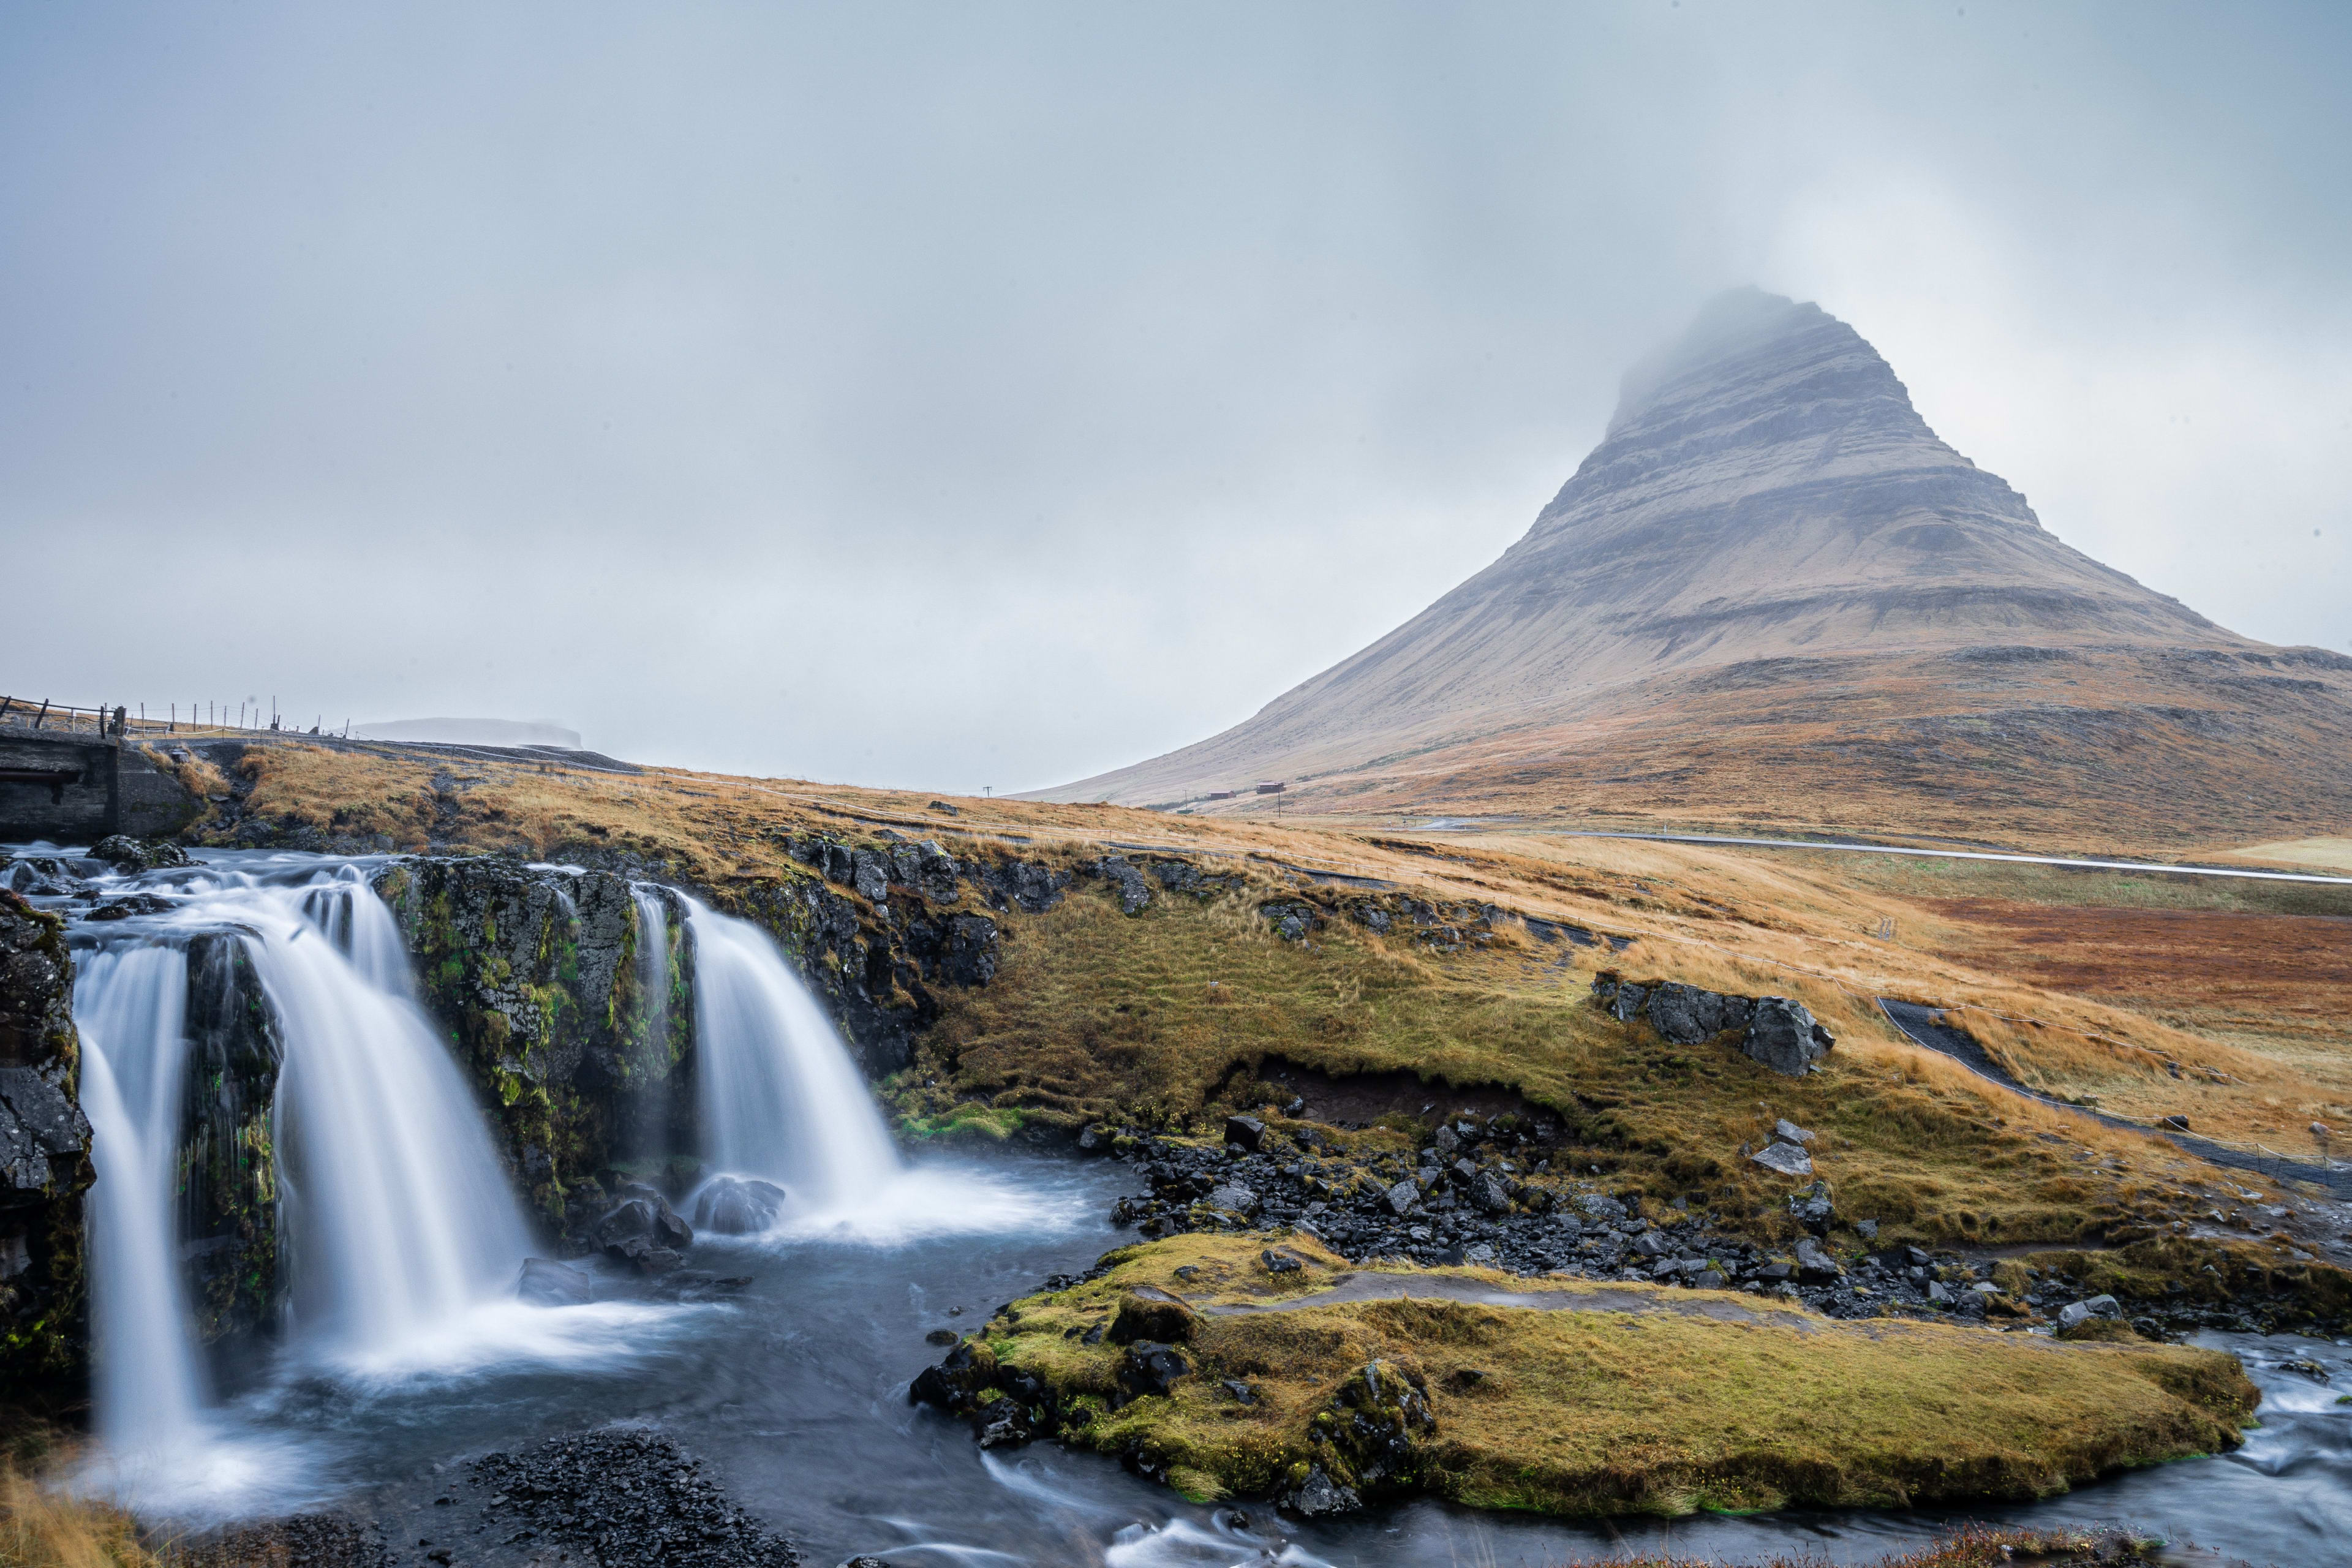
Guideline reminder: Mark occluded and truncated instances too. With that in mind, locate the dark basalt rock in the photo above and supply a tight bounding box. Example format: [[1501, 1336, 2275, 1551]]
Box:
[[0, 888, 91, 1390], [1592, 972, 1833, 1077], [597, 1185, 694, 1253], [1117, 1340, 1191, 1400], [1316, 1359, 1434, 1494], [1745, 997, 1835, 1076], [88, 835, 191, 871], [470, 1428, 801, 1568], [1093, 855, 1153, 916], [693, 1175, 786, 1235], [1, 857, 89, 897], [373, 856, 688, 1231], [179, 930, 284, 1348]]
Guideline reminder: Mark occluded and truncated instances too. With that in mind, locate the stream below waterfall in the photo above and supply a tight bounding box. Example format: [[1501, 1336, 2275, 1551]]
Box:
[[13, 848, 2351, 1566]]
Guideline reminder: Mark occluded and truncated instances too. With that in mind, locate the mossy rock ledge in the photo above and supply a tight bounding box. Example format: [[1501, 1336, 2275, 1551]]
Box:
[[910, 1233, 2258, 1519]]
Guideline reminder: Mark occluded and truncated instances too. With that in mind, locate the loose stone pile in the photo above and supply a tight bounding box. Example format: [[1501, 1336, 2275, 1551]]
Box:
[[467, 1429, 801, 1568]]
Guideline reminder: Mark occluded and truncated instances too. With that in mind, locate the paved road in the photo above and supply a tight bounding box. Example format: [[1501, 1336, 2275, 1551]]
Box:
[[1877, 999, 2352, 1199], [1498, 827, 2352, 886]]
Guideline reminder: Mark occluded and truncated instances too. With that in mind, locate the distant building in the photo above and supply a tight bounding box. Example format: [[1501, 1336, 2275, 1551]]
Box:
[[1255, 781, 1286, 794], [1206, 790, 1235, 801]]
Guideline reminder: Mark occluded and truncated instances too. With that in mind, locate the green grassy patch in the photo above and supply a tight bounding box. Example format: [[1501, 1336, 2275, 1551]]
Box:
[[963, 1234, 2256, 1518]]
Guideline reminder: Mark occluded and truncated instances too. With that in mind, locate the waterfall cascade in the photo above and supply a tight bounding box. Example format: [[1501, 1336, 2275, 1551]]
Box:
[[685, 897, 899, 1213], [67, 860, 535, 1432], [258, 873, 532, 1360], [75, 944, 208, 1451]]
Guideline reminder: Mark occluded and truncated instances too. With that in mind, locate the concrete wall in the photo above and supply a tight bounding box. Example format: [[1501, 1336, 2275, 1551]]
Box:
[[0, 733, 200, 842]]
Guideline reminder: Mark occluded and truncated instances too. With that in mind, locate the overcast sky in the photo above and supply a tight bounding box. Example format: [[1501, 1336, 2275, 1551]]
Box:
[[5, 2, 2346, 790]]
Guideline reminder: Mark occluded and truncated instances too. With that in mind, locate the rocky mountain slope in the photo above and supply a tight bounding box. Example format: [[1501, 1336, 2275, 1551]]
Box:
[[1043, 290, 2352, 849]]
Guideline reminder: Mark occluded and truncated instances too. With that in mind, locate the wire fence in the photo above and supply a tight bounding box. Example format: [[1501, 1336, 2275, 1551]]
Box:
[[0, 695, 353, 742]]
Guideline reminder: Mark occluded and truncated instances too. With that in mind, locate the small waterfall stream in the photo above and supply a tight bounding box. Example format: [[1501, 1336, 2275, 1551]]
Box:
[[75, 944, 208, 1452], [684, 898, 899, 1212], [257, 875, 532, 1361]]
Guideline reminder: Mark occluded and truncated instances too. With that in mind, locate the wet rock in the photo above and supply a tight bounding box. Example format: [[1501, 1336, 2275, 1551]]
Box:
[[1076, 1122, 1112, 1155], [598, 1184, 694, 1251], [1280, 1464, 1362, 1517], [910, 1338, 997, 1410], [85, 892, 175, 921], [889, 839, 963, 903], [0, 857, 87, 897], [517, 1257, 594, 1307], [89, 835, 190, 871], [1744, 998, 1835, 1076], [0, 889, 92, 1387], [851, 850, 891, 905], [1117, 1341, 1191, 1400], [470, 1428, 800, 1568], [1224, 1114, 1266, 1150], [1749, 1140, 1813, 1177], [693, 1175, 788, 1235]]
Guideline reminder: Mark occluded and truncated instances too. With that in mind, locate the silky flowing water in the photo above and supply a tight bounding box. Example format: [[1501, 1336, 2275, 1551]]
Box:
[[19, 847, 2350, 1565]]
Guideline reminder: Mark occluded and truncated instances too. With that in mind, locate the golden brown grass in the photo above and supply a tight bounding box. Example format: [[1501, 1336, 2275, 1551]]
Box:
[[0, 1469, 154, 1568], [973, 1234, 2255, 1517], [215, 739, 2346, 1232]]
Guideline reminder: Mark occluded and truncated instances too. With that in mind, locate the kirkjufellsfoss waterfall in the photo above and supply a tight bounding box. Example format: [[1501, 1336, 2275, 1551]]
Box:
[[47, 846, 1061, 1522], [684, 897, 899, 1211], [255, 873, 532, 1362], [65, 858, 535, 1506], [74, 944, 207, 1453]]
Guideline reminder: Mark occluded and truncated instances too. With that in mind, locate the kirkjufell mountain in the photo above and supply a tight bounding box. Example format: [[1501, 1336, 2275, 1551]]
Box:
[[1047, 290, 2352, 848]]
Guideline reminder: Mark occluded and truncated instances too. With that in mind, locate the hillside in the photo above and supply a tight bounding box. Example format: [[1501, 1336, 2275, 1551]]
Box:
[[1042, 290, 2352, 851]]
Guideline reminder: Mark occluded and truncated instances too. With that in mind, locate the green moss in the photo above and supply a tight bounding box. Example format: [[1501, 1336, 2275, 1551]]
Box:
[[974, 1234, 2258, 1518]]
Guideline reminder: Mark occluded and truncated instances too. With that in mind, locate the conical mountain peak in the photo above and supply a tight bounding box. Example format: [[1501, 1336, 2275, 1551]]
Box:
[[1038, 292, 2331, 843]]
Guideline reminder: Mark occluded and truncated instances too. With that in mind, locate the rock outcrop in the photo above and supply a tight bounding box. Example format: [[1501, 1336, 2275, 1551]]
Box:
[[178, 932, 284, 1347], [1592, 972, 1834, 1076], [0, 889, 92, 1390], [372, 857, 689, 1231]]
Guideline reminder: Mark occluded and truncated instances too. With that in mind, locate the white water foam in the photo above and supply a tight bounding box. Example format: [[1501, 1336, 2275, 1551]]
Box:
[[682, 897, 1082, 1242]]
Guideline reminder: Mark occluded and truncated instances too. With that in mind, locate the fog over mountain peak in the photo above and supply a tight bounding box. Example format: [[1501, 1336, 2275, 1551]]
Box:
[[1039, 290, 2335, 828]]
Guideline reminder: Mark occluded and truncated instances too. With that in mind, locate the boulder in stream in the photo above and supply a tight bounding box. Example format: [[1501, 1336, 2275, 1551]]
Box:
[[694, 1176, 788, 1235]]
